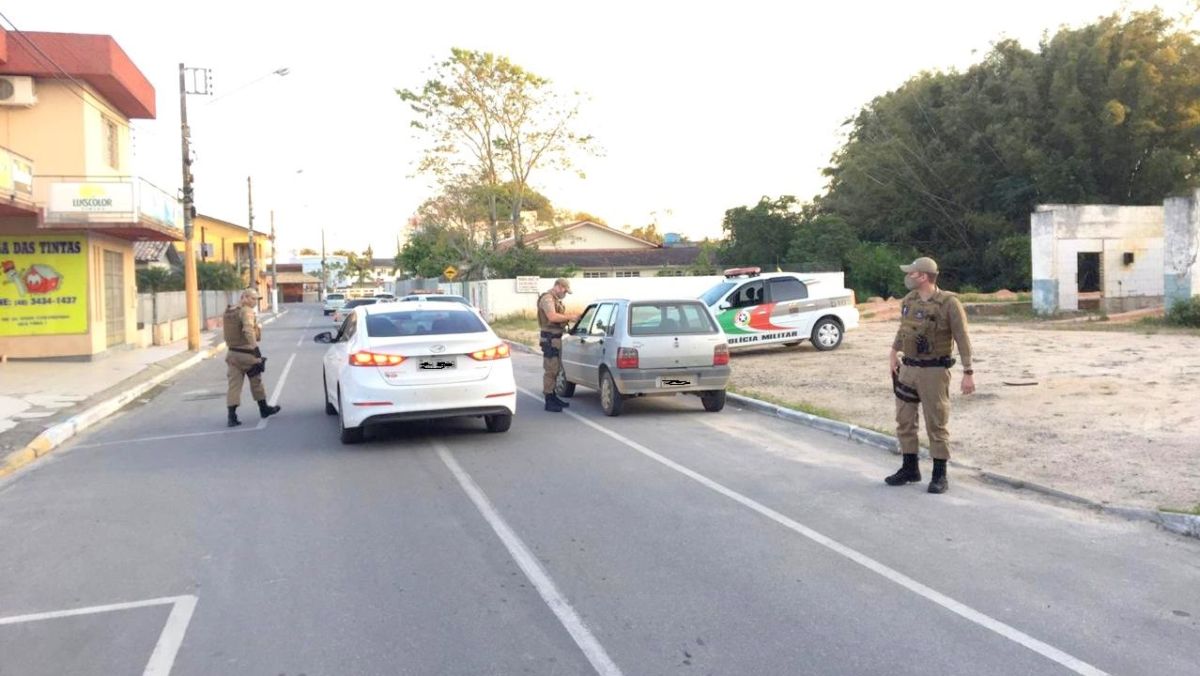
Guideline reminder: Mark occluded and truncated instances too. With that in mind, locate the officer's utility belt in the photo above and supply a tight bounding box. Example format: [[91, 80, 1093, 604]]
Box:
[[902, 356, 955, 368], [229, 347, 261, 357], [538, 330, 563, 358]]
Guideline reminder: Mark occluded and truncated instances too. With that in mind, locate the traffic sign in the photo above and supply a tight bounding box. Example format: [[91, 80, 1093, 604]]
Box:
[[444, 266, 457, 280]]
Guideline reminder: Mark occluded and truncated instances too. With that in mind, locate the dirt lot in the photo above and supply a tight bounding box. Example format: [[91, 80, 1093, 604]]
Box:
[[498, 312, 1200, 512]]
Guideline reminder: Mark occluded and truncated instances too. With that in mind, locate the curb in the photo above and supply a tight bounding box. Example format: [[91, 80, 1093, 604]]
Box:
[[502, 336, 1200, 540], [0, 311, 287, 480]]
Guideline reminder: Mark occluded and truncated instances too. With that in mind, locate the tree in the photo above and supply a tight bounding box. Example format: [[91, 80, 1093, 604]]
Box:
[[628, 223, 665, 245], [787, 213, 858, 270], [565, 211, 606, 225], [135, 268, 181, 292], [196, 262, 242, 291], [820, 10, 1200, 290], [399, 49, 596, 248], [298, 247, 318, 255], [720, 196, 801, 267]]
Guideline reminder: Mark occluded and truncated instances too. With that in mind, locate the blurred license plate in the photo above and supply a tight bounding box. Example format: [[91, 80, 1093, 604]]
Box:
[[419, 357, 456, 370], [657, 375, 693, 388]]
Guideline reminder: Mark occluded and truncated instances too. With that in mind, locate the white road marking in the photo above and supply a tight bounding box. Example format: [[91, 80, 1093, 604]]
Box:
[[515, 387, 1109, 676], [256, 352, 296, 429], [72, 428, 256, 449], [435, 442, 623, 676], [0, 594, 198, 676], [295, 309, 315, 346]]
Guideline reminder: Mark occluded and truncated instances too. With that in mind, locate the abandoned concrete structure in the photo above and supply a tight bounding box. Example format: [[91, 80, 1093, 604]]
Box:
[[1031, 191, 1200, 315]]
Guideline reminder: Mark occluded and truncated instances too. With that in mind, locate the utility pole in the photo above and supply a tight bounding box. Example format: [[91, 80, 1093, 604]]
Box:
[[179, 63, 211, 352], [247, 176, 256, 302], [270, 209, 278, 313], [320, 227, 327, 302]]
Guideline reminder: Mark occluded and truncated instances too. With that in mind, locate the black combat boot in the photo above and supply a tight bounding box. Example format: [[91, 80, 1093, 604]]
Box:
[[227, 406, 241, 428], [544, 394, 563, 412], [550, 393, 570, 408], [928, 459, 949, 494], [257, 399, 281, 419], [884, 454, 921, 485]]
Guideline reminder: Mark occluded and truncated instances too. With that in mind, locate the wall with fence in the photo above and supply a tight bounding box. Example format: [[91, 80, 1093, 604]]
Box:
[[137, 290, 242, 345]]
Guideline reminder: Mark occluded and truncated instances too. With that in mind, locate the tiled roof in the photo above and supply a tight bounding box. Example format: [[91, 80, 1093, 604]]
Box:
[[538, 247, 701, 268], [133, 240, 172, 263]]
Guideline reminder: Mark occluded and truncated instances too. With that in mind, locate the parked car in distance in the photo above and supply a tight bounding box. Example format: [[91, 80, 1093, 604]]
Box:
[[314, 301, 516, 443], [555, 298, 730, 416], [323, 292, 347, 316], [373, 293, 396, 301], [332, 297, 379, 324], [699, 267, 859, 351]]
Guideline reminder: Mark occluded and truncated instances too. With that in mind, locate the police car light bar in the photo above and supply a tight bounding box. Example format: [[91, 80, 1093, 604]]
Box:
[[723, 266, 761, 278]]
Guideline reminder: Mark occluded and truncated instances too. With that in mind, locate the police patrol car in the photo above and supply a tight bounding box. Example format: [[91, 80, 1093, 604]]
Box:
[[698, 267, 859, 350]]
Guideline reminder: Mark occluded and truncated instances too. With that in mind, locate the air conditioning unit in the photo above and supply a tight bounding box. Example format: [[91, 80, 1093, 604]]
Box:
[[0, 76, 37, 107]]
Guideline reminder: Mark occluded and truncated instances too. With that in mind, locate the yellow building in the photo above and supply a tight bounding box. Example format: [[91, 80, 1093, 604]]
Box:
[[175, 213, 274, 302], [0, 29, 181, 359]]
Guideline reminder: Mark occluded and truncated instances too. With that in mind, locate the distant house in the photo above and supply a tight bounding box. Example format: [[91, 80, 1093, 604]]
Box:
[[272, 263, 321, 303], [499, 220, 701, 278], [133, 241, 183, 272]]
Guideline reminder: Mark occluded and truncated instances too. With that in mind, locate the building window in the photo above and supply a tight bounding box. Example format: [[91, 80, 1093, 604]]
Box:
[[104, 117, 120, 170], [583, 271, 609, 278], [616, 271, 641, 278]]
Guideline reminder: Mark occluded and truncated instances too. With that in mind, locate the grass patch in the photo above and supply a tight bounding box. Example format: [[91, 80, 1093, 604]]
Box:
[[489, 312, 538, 332], [1160, 503, 1200, 516], [958, 292, 1033, 303], [728, 385, 845, 422]]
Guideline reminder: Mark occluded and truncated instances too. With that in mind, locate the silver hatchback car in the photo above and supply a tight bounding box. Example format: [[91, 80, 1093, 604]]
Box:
[[555, 298, 731, 416]]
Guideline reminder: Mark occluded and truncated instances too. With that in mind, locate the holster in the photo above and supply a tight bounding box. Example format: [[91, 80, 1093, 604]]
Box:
[[246, 356, 267, 378], [892, 370, 920, 403], [539, 331, 561, 358]]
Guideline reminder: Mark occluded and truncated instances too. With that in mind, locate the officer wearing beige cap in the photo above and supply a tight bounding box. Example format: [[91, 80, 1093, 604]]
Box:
[[885, 257, 975, 493], [537, 278, 581, 412], [223, 288, 281, 427]]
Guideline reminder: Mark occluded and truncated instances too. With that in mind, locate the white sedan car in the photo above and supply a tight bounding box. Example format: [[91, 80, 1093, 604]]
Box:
[[314, 301, 516, 444]]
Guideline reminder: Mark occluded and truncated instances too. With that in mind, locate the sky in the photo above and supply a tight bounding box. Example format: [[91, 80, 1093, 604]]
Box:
[[4, 0, 1197, 258]]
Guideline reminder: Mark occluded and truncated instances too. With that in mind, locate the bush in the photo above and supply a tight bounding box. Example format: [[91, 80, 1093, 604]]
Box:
[[135, 268, 182, 292], [1166, 296, 1200, 327], [845, 242, 915, 300]]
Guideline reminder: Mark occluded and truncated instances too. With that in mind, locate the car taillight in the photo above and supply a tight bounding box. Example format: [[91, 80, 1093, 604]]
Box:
[[469, 344, 511, 361], [616, 347, 639, 369], [713, 344, 730, 366], [350, 351, 405, 367]]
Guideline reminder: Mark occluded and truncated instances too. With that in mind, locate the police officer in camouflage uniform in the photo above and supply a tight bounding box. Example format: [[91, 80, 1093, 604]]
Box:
[[885, 257, 975, 494], [224, 289, 281, 427], [538, 278, 581, 412]]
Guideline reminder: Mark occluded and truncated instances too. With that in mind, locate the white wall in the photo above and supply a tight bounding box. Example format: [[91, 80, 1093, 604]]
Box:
[[1164, 191, 1200, 308], [456, 272, 848, 319]]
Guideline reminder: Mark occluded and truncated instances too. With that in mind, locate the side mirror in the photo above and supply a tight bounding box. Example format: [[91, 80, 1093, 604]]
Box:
[[313, 331, 334, 344], [717, 302, 731, 312]]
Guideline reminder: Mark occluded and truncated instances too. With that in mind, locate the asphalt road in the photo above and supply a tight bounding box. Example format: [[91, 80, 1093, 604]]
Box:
[[1, 304, 1197, 676]]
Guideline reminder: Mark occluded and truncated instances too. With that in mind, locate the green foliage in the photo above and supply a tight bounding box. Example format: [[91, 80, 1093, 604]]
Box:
[[720, 196, 800, 267], [787, 213, 858, 270], [399, 229, 460, 279], [1166, 296, 1200, 327], [819, 10, 1200, 290], [135, 268, 181, 293], [628, 223, 665, 244], [197, 262, 243, 291], [844, 242, 915, 300], [688, 241, 720, 275]]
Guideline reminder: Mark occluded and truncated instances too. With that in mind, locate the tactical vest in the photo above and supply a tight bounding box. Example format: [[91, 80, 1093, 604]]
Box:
[[223, 305, 253, 348], [537, 291, 566, 334], [897, 290, 957, 358]]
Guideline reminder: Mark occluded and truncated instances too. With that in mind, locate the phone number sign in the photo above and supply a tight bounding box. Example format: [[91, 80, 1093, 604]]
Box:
[[0, 236, 89, 336]]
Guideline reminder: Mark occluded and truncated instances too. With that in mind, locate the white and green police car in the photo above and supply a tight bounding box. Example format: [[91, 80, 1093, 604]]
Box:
[[698, 267, 859, 350]]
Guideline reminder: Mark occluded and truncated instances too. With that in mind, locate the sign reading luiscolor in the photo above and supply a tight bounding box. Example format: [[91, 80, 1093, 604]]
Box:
[[47, 182, 136, 221]]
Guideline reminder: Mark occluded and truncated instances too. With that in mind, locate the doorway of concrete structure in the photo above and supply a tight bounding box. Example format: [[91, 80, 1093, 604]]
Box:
[[1077, 252, 1102, 293], [103, 250, 125, 347]]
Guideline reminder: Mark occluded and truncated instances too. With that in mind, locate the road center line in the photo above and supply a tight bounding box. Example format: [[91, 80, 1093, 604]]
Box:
[[434, 442, 623, 676], [515, 387, 1107, 676]]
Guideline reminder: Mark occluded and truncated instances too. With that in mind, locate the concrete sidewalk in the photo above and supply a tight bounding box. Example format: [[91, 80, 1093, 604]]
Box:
[[0, 310, 285, 478]]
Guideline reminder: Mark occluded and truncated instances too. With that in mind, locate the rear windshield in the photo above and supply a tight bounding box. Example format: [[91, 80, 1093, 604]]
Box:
[[628, 302, 718, 336], [326, 294, 345, 300], [345, 299, 379, 308], [365, 310, 486, 337]]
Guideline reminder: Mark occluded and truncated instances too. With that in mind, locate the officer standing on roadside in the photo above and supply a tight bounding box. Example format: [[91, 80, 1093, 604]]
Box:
[[224, 288, 281, 427], [538, 278, 581, 412], [885, 257, 975, 493]]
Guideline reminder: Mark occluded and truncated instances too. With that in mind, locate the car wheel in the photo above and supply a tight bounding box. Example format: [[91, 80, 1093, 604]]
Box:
[[338, 388, 363, 444], [600, 369, 623, 417], [323, 373, 337, 415], [555, 365, 576, 398], [811, 318, 843, 351], [701, 389, 727, 412], [485, 413, 512, 433]]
